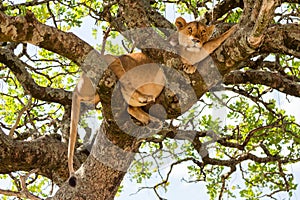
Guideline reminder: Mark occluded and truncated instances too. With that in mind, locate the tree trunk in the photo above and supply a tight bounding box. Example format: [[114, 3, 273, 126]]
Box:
[[51, 120, 137, 200]]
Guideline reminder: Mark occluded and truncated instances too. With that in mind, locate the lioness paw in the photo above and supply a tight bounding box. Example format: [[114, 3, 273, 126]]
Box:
[[183, 65, 197, 74]]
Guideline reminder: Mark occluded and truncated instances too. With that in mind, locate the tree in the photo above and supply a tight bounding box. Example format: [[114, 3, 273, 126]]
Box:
[[0, 0, 299, 199]]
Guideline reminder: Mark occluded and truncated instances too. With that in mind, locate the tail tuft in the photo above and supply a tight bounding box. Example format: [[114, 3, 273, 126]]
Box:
[[68, 176, 77, 187]]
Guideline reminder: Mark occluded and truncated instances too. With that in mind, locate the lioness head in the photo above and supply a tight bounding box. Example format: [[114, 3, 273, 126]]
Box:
[[175, 17, 215, 52]]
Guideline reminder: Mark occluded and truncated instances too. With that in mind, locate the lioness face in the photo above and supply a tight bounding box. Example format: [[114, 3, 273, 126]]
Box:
[[175, 17, 215, 52]]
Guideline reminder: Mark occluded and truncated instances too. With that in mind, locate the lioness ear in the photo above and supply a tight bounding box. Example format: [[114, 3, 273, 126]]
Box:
[[175, 17, 187, 30], [207, 25, 215, 38]]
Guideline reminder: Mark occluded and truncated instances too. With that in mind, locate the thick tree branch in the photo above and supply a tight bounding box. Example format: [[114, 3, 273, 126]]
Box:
[[263, 24, 300, 58], [142, 0, 175, 35], [224, 70, 300, 97], [250, 0, 276, 35], [0, 48, 72, 105], [0, 11, 93, 66], [0, 131, 81, 185], [0, 188, 41, 200], [0, 1, 298, 199], [147, 124, 298, 186], [0, 0, 54, 11], [51, 120, 137, 200], [282, 0, 300, 3], [0, 11, 139, 199]]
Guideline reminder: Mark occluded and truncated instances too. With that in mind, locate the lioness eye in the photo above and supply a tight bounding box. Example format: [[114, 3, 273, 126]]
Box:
[[188, 27, 192, 33], [201, 29, 206, 34]]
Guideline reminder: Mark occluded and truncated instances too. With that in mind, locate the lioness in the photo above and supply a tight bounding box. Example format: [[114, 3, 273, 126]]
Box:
[[68, 17, 236, 186], [172, 17, 237, 73]]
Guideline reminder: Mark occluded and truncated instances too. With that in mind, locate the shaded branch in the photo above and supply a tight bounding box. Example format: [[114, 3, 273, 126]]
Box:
[[135, 157, 198, 200], [223, 69, 300, 97], [262, 24, 300, 58], [9, 95, 33, 137], [0, 188, 41, 200], [142, 0, 175, 35], [51, 120, 137, 200], [0, 0, 54, 11], [151, 121, 297, 168], [219, 166, 236, 200]]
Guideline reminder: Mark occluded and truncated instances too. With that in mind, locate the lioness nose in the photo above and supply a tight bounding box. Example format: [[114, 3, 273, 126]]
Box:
[[192, 39, 200, 43]]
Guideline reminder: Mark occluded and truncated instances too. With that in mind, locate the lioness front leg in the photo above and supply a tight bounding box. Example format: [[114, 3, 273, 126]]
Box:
[[179, 24, 237, 74], [203, 24, 238, 52]]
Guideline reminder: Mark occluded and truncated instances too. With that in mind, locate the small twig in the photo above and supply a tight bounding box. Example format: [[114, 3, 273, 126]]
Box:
[[132, 157, 196, 199], [218, 166, 236, 200], [277, 161, 290, 191], [47, 2, 58, 28], [25, 98, 39, 135], [9, 95, 32, 138], [9, 173, 21, 190], [121, 39, 136, 53], [0, 169, 41, 200], [100, 26, 112, 55], [20, 169, 41, 200]]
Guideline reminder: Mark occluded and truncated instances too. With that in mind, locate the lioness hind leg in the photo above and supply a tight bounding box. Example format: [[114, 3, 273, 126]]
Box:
[[127, 106, 151, 125], [127, 106, 162, 126]]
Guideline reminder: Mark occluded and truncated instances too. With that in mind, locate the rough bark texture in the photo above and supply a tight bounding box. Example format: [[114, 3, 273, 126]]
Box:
[[0, 131, 73, 185], [51, 121, 136, 200], [0, 11, 92, 65]]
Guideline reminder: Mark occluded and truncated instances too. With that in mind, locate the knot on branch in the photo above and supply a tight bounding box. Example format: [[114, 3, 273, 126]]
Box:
[[239, 33, 257, 54], [247, 35, 265, 48]]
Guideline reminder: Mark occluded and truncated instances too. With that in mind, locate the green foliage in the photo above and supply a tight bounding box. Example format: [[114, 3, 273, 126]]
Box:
[[26, 175, 53, 198], [115, 185, 124, 197], [151, 0, 167, 14], [127, 82, 300, 199], [0, 172, 54, 199], [224, 8, 243, 23], [98, 39, 127, 55], [0, 1, 89, 197]]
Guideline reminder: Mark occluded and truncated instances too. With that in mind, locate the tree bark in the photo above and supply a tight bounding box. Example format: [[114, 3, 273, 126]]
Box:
[[51, 120, 136, 200]]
